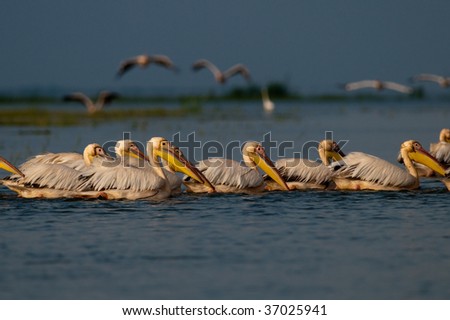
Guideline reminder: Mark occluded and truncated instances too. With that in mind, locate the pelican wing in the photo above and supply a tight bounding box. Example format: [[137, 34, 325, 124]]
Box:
[[79, 165, 165, 192], [151, 55, 177, 70], [223, 64, 251, 80], [198, 158, 263, 189], [10, 163, 88, 190], [275, 158, 334, 184], [63, 92, 93, 106], [430, 142, 450, 165], [412, 73, 445, 84], [331, 152, 416, 188], [20, 153, 85, 171], [116, 57, 143, 77], [382, 81, 413, 94], [192, 59, 222, 77], [344, 80, 379, 91]]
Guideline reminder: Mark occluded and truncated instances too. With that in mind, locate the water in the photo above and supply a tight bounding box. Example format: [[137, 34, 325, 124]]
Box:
[[1, 100, 450, 299]]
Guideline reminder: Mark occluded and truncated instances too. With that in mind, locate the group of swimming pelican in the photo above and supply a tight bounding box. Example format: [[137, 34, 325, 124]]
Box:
[[1, 129, 449, 200]]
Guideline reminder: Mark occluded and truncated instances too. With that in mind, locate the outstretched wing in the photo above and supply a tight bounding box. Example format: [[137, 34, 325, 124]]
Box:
[[382, 81, 413, 94], [223, 64, 251, 81]]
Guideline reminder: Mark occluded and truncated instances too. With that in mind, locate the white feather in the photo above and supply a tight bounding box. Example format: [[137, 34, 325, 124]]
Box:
[[331, 152, 416, 188], [198, 158, 263, 189]]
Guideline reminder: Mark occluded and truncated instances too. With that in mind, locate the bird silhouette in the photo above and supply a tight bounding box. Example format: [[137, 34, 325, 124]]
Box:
[[116, 54, 178, 78], [192, 59, 251, 84], [339, 79, 414, 94], [411, 73, 450, 88], [63, 91, 119, 114]]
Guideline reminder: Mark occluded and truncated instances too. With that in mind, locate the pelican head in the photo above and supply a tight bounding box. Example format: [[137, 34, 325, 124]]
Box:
[[400, 140, 446, 176], [0, 156, 24, 177], [439, 128, 450, 143], [149, 137, 216, 192], [83, 143, 112, 165], [115, 140, 147, 160], [242, 141, 290, 190], [318, 140, 345, 165]]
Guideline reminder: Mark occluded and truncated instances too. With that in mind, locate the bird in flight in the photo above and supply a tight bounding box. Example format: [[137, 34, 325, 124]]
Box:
[[116, 54, 178, 78], [63, 91, 119, 114], [411, 74, 450, 88], [192, 59, 251, 84], [339, 79, 414, 94]]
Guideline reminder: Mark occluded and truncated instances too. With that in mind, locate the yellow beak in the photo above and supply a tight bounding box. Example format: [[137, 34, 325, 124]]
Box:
[[252, 151, 290, 191], [156, 146, 216, 192], [408, 149, 446, 176], [327, 150, 344, 162], [0, 156, 24, 177]]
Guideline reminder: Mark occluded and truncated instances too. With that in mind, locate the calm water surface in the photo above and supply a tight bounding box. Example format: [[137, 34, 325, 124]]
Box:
[[0, 100, 449, 299]]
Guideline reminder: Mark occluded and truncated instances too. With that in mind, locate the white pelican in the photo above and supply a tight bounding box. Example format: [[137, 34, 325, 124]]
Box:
[[116, 54, 178, 77], [0, 156, 24, 177], [340, 80, 414, 94], [430, 128, 450, 166], [1, 143, 111, 198], [183, 141, 290, 193], [411, 74, 450, 88], [63, 91, 119, 114], [261, 87, 274, 113], [79, 137, 214, 200], [330, 140, 446, 191], [265, 140, 346, 191], [192, 59, 251, 84]]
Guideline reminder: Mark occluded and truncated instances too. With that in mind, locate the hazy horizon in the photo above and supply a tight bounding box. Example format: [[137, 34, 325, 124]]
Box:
[[1, 1, 450, 96]]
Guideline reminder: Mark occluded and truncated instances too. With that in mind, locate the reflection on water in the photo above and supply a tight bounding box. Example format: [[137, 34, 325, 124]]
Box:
[[1, 100, 450, 299]]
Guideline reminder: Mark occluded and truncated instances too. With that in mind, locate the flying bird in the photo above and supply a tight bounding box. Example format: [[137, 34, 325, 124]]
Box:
[[116, 54, 178, 77], [192, 59, 251, 84], [340, 80, 414, 94], [411, 74, 450, 88], [63, 91, 119, 114]]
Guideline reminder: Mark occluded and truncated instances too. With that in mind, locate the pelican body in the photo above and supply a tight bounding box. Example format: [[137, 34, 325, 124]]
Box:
[[331, 140, 446, 191], [265, 140, 345, 191], [183, 141, 289, 193], [1, 143, 111, 198], [79, 138, 214, 200]]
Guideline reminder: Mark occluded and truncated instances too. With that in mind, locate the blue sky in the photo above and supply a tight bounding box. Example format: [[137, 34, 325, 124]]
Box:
[[1, 0, 449, 95]]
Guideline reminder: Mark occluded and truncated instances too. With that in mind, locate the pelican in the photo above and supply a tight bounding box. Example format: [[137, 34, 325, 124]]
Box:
[[192, 59, 251, 84], [430, 128, 450, 166], [330, 140, 446, 191], [79, 137, 214, 200], [116, 54, 178, 77], [261, 87, 274, 113], [340, 80, 414, 94], [183, 141, 289, 193], [0, 156, 24, 177], [1, 143, 111, 198], [63, 91, 119, 114], [411, 74, 450, 88], [265, 140, 345, 191]]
